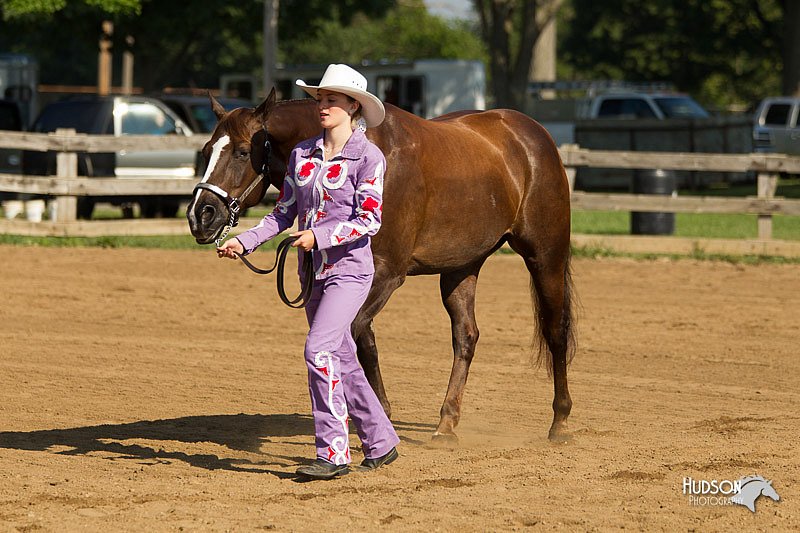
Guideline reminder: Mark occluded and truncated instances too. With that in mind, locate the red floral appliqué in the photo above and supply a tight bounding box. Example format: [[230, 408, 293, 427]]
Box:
[[315, 210, 327, 222], [348, 228, 361, 238], [326, 164, 342, 180], [361, 196, 380, 212], [298, 161, 315, 177], [322, 263, 335, 273], [322, 190, 333, 202]]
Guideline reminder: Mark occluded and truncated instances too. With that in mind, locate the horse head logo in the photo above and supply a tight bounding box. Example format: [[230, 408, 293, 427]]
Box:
[[730, 475, 780, 513]]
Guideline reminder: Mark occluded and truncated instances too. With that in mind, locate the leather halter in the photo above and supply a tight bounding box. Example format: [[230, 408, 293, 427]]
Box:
[[193, 124, 314, 309], [193, 125, 272, 247]]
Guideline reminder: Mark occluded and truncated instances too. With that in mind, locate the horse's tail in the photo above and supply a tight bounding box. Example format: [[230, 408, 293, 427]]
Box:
[[529, 248, 577, 375]]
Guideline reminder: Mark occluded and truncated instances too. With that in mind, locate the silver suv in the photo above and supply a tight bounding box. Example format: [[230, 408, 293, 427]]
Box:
[[24, 95, 197, 218], [752, 97, 800, 155]]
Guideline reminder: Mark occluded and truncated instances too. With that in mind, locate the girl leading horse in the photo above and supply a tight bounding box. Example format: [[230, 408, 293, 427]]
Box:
[[187, 81, 576, 448]]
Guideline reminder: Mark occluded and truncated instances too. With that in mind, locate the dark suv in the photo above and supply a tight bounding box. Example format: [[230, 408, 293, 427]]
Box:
[[0, 99, 23, 173], [157, 94, 252, 133], [23, 95, 197, 218]]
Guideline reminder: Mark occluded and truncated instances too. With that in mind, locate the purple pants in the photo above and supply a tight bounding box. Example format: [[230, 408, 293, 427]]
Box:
[[304, 273, 400, 465]]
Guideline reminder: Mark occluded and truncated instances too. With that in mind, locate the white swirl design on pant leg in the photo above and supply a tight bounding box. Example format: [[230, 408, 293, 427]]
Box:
[[314, 351, 350, 465]]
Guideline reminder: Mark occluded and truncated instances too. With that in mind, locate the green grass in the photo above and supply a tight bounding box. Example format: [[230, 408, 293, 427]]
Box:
[[571, 178, 800, 240], [679, 178, 800, 199], [568, 243, 800, 265], [571, 210, 800, 241]]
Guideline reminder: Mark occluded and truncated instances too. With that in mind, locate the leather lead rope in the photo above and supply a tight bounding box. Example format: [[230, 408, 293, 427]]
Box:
[[234, 236, 315, 309]]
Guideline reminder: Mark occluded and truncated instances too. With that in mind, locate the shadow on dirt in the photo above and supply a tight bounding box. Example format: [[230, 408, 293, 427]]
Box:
[[0, 413, 435, 477]]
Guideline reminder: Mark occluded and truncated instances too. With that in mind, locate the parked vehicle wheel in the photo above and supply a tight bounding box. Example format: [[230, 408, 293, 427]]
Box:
[[77, 198, 95, 220], [120, 203, 136, 219], [140, 199, 180, 218]]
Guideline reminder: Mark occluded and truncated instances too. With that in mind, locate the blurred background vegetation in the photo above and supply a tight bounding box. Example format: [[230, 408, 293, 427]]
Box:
[[0, 0, 795, 111]]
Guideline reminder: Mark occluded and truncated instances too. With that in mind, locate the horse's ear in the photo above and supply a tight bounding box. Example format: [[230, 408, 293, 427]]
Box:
[[209, 91, 226, 120], [253, 87, 277, 125]]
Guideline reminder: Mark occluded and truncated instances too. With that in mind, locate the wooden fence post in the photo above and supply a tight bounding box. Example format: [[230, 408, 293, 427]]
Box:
[[565, 167, 576, 193], [757, 172, 778, 240], [55, 128, 78, 223]]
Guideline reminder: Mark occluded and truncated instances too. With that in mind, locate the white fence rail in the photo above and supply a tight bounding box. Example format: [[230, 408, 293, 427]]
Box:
[[1, 130, 800, 241]]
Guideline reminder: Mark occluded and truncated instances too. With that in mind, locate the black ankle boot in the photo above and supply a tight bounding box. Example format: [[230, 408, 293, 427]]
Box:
[[359, 447, 399, 471], [296, 459, 350, 480]]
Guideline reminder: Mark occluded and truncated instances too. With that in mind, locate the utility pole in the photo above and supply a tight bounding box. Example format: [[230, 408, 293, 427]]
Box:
[[98, 20, 113, 95], [122, 35, 135, 96], [531, 3, 558, 100], [263, 0, 279, 98]]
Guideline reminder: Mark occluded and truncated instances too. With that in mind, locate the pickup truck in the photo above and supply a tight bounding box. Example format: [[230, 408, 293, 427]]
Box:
[[531, 92, 711, 146], [23, 95, 197, 219], [752, 97, 800, 156]]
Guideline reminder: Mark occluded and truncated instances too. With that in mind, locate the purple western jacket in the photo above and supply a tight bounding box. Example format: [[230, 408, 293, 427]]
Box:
[[236, 129, 385, 280]]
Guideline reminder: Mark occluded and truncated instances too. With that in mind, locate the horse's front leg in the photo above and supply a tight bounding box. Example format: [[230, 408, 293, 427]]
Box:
[[352, 265, 406, 419], [432, 261, 484, 443]]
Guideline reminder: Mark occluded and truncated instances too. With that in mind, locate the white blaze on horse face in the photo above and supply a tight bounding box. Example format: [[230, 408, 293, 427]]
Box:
[[201, 134, 231, 184], [189, 134, 231, 214]]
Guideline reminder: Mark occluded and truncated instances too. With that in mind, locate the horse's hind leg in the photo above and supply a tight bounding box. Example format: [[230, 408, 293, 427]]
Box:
[[432, 261, 484, 443], [351, 267, 406, 419], [509, 236, 575, 443]]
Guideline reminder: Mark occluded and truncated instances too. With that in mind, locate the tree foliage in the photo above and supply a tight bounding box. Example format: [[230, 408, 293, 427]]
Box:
[[0, 0, 140, 19], [559, 0, 786, 108], [0, 0, 482, 94], [286, 0, 485, 65]]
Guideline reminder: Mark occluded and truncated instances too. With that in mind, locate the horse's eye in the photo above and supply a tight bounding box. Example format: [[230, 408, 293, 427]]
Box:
[[236, 149, 250, 159]]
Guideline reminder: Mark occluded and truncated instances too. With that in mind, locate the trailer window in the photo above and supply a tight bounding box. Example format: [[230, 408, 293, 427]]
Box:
[[405, 77, 424, 116], [377, 75, 425, 117], [377, 76, 401, 107]]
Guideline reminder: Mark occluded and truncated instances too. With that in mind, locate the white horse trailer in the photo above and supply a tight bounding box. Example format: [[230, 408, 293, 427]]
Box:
[[273, 60, 486, 119]]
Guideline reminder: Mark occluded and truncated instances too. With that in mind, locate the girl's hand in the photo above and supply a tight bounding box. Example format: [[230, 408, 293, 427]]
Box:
[[216, 238, 244, 259], [290, 230, 316, 251]]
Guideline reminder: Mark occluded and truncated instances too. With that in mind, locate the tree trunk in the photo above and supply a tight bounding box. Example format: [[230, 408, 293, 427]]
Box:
[[784, 0, 800, 96], [474, 0, 562, 110]]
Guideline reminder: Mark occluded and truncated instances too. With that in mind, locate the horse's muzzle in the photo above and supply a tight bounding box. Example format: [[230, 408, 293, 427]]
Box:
[[186, 196, 227, 244]]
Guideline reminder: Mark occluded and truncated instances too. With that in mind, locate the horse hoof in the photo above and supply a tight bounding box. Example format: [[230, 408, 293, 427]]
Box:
[[548, 425, 572, 444], [430, 432, 459, 447]]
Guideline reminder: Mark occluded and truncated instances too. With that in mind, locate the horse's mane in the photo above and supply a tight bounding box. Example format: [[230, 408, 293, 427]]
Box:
[[739, 475, 767, 487], [274, 98, 312, 110]]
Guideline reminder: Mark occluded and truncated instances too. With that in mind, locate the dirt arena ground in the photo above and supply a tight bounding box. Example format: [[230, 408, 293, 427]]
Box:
[[0, 244, 798, 531]]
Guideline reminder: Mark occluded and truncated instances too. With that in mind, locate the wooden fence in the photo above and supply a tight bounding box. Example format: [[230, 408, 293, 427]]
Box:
[[1, 129, 800, 244]]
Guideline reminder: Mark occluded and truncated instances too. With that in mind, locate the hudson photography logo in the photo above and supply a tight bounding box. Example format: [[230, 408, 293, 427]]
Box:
[[682, 475, 781, 512]]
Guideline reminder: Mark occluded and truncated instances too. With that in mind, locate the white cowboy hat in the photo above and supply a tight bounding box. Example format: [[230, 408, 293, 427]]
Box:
[[296, 64, 386, 128]]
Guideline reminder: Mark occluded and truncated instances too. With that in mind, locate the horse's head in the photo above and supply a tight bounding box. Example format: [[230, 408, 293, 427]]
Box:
[[761, 480, 780, 502], [187, 89, 279, 244]]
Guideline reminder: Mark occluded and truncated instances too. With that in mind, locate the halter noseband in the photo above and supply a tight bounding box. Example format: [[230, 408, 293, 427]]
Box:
[[193, 125, 272, 246]]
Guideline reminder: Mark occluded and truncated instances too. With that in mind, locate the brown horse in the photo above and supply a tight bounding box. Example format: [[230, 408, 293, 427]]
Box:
[[187, 89, 576, 442]]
